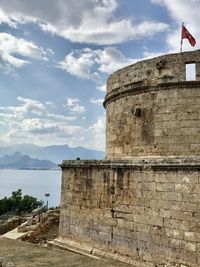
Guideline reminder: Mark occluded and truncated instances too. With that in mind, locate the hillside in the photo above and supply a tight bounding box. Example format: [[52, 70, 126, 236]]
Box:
[[0, 143, 105, 164], [0, 152, 57, 170]]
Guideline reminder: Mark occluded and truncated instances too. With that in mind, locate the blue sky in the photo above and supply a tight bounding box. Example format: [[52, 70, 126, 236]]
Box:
[[0, 0, 199, 151]]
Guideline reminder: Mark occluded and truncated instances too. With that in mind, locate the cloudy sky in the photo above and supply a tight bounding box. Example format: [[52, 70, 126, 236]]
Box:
[[0, 0, 199, 151]]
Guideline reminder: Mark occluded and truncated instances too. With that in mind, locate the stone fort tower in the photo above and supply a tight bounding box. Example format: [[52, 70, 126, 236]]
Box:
[[105, 50, 200, 158], [57, 50, 200, 267]]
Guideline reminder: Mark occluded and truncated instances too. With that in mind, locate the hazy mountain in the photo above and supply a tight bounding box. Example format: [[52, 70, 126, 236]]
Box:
[[0, 152, 57, 169], [0, 151, 22, 165], [0, 143, 105, 163]]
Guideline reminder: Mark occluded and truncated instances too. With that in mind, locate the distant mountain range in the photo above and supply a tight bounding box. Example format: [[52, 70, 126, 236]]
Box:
[[0, 143, 105, 169], [0, 152, 57, 170]]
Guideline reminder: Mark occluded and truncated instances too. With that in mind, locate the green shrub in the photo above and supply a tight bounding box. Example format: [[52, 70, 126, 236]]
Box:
[[0, 189, 43, 215]]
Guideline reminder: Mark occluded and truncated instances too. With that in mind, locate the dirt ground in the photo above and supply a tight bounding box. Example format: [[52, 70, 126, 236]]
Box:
[[0, 237, 130, 267]]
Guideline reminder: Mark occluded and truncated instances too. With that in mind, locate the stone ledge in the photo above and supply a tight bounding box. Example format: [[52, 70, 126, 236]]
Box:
[[104, 81, 200, 108], [52, 237, 150, 266], [50, 238, 99, 259], [60, 156, 200, 171]]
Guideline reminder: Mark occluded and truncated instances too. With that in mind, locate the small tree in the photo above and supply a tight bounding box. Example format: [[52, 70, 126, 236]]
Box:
[[0, 189, 43, 216], [11, 189, 23, 212], [0, 197, 12, 215], [20, 194, 42, 213]]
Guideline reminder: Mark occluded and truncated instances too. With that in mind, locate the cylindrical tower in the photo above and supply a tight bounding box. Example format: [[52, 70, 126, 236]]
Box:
[[104, 50, 200, 158]]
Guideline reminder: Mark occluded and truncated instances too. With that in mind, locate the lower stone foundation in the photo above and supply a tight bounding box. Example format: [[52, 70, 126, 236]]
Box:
[[59, 157, 200, 267]]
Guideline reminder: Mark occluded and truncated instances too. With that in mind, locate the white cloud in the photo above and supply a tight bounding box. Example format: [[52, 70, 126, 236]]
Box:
[[87, 116, 105, 150], [56, 17, 168, 46], [90, 98, 104, 106], [97, 84, 106, 92], [0, 96, 76, 122], [46, 48, 55, 55], [96, 47, 133, 73], [19, 118, 60, 134], [64, 98, 86, 114], [2, 122, 88, 148], [0, 8, 18, 27], [0, 33, 47, 70], [17, 96, 47, 115], [0, 0, 168, 45], [45, 101, 56, 107], [59, 47, 135, 81], [0, 97, 105, 150], [59, 49, 100, 81], [47, 113, 76, 121], [0, 96, 47, 117]]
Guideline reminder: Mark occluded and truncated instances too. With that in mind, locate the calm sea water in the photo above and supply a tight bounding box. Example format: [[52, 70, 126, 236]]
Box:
[[0, 169, 62, 208]]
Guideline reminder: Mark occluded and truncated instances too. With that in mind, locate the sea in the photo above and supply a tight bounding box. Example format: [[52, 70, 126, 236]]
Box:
[[0, 169, 62, 208]]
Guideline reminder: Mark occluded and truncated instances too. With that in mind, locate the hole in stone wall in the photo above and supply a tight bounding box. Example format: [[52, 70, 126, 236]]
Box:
[[185, 63, 196, 81], [131, 107, 142, 117]]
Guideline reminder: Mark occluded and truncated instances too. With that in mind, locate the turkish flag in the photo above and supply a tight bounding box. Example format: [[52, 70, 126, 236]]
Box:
[[182, 25, 196, 47]]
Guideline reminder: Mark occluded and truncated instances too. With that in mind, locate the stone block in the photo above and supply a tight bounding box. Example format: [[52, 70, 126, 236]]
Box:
[[164, 218, 189, 231], [156, 182, 175, 192], [184, 231, 200, 242]]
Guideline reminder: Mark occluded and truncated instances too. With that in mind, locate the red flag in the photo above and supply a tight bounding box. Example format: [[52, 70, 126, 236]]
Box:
[[182, 25, 196, 47]]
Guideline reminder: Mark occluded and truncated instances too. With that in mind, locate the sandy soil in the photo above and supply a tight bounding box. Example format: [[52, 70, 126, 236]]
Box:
[[0, 237, 130, 267]]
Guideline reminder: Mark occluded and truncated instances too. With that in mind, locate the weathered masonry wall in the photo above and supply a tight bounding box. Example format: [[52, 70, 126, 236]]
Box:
[[104, 50, 200, 158], [105, 83, 200, 158], [58, 51, 200, 266], [106, 50, 200, 94], [58, 159, 200, 267]]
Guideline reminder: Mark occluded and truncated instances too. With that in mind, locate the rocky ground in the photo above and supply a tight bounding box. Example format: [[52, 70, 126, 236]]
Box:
[[20, 208, 60, 244], [0, 209, 130, 267], [0, 208, 60, 244], [0, 238, 130, 267]]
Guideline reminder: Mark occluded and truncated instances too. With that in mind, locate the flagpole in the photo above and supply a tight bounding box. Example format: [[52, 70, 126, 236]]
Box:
[[180, 22, 184, 53]]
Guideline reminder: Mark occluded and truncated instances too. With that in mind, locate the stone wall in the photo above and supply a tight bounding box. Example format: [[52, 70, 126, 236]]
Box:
[[0, 217, 25, 235], [0, 257, 15, 267], [106, 50, 200, 95], [105, 82, 200, 158], [58, 50, 200, 266], [105, 51, 200, 158], [58, 159, 200, 267]]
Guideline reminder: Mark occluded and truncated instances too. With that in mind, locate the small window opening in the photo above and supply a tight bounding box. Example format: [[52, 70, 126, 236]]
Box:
[[185, 63, 196, 81]]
